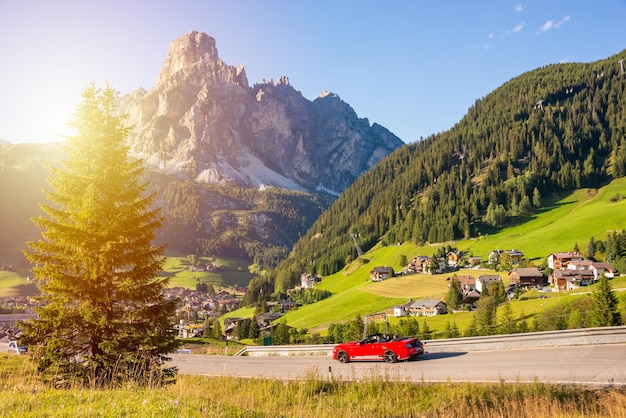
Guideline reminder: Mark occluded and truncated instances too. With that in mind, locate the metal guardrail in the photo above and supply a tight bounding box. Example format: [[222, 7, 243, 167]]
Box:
[[4, 326, 624, 357], [233, 326, 626, 356], [234, 344, 337, 357]]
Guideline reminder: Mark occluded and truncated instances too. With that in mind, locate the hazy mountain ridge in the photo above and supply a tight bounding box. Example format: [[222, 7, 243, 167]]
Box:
[[0, 143, 326, 270]]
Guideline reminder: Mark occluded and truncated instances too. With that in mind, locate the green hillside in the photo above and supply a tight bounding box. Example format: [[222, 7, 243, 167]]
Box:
[[457, 177, 626, 261], [275, 49, 626, 291], [264, 179, 626, 333]]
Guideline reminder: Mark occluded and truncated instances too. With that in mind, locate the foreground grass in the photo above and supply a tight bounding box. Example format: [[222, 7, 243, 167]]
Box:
[[2, 355, 626, 417]]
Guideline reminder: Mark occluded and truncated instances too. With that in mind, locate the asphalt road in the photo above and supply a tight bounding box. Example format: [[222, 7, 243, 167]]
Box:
[[169, 343, 626, 386]]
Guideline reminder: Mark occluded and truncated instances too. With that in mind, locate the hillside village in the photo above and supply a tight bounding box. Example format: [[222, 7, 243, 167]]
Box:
[[373, 249, 618, 320], [175, 247, 619, 341], [0, 247, 620, 344]]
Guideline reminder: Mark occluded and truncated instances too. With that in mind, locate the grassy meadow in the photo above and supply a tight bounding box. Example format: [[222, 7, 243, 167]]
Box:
[[0, 255, 254, 298], [0, 271, 38, 297], [2, 177, 625, 337], [2, 354, 626, 417], [456, 178, 626, 261], [160, 256, 254, 289]]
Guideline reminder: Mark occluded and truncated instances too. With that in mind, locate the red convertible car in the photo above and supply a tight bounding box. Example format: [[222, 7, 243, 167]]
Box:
[[332, 334, 424, 363]]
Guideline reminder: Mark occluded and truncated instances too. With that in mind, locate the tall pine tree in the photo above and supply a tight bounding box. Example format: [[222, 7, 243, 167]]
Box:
[[445, 276, 463, 310], [590, 275, 622, 327], [21, 84, 179, 387]]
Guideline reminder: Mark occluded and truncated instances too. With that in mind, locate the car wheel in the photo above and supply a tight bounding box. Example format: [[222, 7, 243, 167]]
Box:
[[337, 350, 350, 363], [383, 350, 397, 363]]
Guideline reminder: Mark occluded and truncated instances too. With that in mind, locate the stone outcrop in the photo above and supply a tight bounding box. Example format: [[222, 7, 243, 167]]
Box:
[[118, 31, 403, 196]]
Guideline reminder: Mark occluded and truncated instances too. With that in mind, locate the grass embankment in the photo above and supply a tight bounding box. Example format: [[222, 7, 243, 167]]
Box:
[[1, 355, 625, 417]]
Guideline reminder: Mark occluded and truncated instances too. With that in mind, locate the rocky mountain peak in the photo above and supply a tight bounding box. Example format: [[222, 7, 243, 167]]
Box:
[[119, 31, 403, 196], [157, 30, 247, 88]]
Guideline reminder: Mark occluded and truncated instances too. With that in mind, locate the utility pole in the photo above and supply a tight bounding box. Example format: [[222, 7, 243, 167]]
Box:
[[536, 99, 544, 111], [350, 233, 363, 257]]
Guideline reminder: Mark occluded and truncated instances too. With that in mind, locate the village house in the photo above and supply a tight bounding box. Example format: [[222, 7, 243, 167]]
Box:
[[547, 251, 584, 270], [460, 289, 481, 309], [407, 299, 447, 317], [551, 269, 596, 291], [447, 250, 463, 267], [300, 273, 321, 289], [370, 266, 394, 282], [547, 259, 617, 291], [257, 312, 283, 327], [223, 317, 243, 339], [403, 256, 431, 274], [508, 267, 546, 289], [450, 275, 476, 293], [489, 249, 524, 265], [266, 298, 297, 313], [476, 274, 502, 294], [389, 300, 414, 317], [466, 256, 482, 267], [432, 257, 447, 274], [566, 260, 617, 280]]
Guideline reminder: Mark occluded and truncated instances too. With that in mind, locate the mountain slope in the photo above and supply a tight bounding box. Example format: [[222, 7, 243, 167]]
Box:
[[275, 49, 626, 290], [275, 179, 626, 332]]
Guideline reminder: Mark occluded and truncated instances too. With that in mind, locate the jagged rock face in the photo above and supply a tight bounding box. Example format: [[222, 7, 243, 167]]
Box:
[[119, 31, 403, 195]]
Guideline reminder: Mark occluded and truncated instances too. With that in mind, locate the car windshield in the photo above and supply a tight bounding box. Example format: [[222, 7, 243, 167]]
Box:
[[361, 334, 391, 344]]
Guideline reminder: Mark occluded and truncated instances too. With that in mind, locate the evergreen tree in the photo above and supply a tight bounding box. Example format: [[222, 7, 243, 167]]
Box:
[[464, 316, 478, 337], [445, 276, 463, 310], [499, 303, 517, 335], [475, 296, 498, 336], [272, 321, 290, 345], [407, 317, 420, 337], [236, 319, 251, 340], [421, 320, 432, 340], [20, 84, 178, 387], [247, 317, 260, 340], [532, 187, 542, 207], [489, 280, 507, 305], [346, 314, 365, 341], [498, 252, 513, 272], [212, 320, 223, 339], [255, 290, 267, 315], [587, 237, 596, 260], [590, 275, 622, 327], [444, 320, 460, 338]]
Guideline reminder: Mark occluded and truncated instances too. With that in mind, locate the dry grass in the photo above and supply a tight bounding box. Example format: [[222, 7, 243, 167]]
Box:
[[1, 354, 625, 417]]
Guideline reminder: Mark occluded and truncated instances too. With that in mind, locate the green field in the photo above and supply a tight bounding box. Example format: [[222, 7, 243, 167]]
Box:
[[0, 271, 38, 297], [0, 255, 254, 297], [457, 178, 626, 261], [160, 256, 254, 289]]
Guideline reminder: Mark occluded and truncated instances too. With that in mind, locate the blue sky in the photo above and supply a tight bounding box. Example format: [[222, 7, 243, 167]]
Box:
[[1, 1, 626, 144]]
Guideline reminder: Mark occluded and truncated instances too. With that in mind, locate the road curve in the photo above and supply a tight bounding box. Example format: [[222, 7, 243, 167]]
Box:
[[169, 343, 626, 386]]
